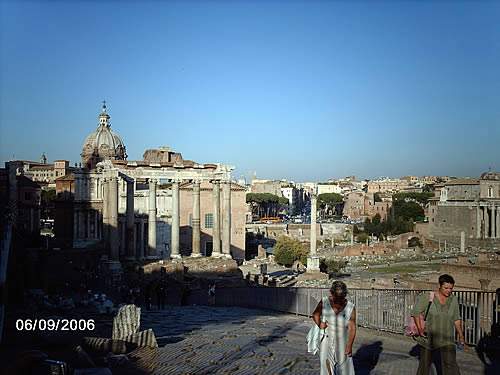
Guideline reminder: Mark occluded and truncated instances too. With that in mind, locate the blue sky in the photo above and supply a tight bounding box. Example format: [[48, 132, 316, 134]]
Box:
[[1, 0, 499, 182]]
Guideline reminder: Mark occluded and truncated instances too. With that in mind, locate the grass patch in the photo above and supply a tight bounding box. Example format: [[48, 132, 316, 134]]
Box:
[[370, 263, 441, 274]]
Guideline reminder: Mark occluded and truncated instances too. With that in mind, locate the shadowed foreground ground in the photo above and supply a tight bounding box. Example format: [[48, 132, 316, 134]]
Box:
[[116, 306, 487, 375]]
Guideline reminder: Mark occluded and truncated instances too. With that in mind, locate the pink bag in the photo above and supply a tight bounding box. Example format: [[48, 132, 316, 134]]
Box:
[[404, 292, 434, 336]]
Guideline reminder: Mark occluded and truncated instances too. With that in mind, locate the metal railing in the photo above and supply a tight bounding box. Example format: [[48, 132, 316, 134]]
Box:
[[213, 287, 499, 346]]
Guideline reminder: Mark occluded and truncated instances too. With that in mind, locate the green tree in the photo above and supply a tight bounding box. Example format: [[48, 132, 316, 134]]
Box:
[[246, 193, 283, 218], [274, 247, 295, 267], [374, 193, 382, 202], [274, 236, 308, 265]]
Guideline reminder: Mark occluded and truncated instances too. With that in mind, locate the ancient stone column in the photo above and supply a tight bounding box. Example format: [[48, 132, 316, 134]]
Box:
[[109, 177, 119, 261], [476, 205, 481, 239], [485, 207, 490, 238], [460, 231, 465, 253], [191, 180, 201, 257], [310, 194, 317, 256], [140, 221, 145, 259], [125, 180, 135, 259], [491, 206, 496, 238], [147, 179, 157, 259], [212, 180, 221, 257], [171, 180, 181, 259], [73, 210, 78, 240], [102, 178, 109, 245], [222, 181, 232, 258], [307, 193, 320, 273], [496, 207, 500, 238]]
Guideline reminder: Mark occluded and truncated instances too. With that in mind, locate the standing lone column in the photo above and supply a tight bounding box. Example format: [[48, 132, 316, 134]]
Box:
[[191, 180, 201, 257], [307, 192, 320, 273], [222, 181, 232, 258], [310, 194, 317, 256], [171, 180, 181, 259], [211, 180, 221, 257], [109, 177, 119, 261], [147, 179, 157, 259], [125, 180, 135, 259]]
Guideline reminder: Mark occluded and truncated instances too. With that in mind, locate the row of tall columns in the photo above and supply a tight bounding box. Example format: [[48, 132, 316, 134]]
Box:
[[99, 176, 232, 261], [476, 205, 500, 239]]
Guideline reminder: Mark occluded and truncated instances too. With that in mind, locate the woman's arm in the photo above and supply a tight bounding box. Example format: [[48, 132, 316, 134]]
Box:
[[454, 320, 465, 346], [345, 307, 356, 356], [312, 300, 327, 329]]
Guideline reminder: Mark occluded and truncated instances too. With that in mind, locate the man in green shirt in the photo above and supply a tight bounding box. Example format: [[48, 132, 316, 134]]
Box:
[[411, 274, 465, 375]]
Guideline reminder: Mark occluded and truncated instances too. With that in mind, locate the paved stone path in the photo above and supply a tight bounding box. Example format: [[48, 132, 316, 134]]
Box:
[[136, 306, 486, 375]]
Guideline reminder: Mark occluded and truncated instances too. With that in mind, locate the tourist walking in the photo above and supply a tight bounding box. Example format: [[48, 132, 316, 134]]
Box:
[[412, 274, 465, 375], [312, 280, 356, 375], [156, 280, 166, 310]]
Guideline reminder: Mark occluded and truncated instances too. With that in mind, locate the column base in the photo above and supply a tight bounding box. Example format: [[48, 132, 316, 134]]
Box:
[[211, 252, 222, 258], [306, 255, 321, 273], [190, 253, 202, 258], [222, 253, 232, 259], [171, 254, 182, 259]]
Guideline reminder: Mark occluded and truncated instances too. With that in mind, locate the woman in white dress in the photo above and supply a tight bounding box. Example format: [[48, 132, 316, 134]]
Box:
[[312, 281, 356, 375]]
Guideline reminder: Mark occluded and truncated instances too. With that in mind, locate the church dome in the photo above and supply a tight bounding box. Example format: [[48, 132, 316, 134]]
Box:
[[81, 103, 127, 169]]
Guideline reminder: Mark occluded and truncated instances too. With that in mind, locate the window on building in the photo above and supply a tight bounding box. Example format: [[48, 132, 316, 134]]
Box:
[[488, 187, 494, 198], [205, 213, 213, 228]]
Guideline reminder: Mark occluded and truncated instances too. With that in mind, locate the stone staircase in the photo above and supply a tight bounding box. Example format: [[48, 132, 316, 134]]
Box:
[[273, 274, 297, 287]]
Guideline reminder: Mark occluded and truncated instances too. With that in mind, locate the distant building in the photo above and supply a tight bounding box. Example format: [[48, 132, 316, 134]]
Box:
[[10, 155, 74, 185], [0, 161, 41, 233], [343, 191, 390, 221], [427, 173, 500, 246], [367, 178, 410, 194]]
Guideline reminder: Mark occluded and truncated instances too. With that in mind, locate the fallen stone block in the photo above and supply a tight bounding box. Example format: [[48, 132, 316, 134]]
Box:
[[112, 304, 141, 340], [122, 328, 158, 348], [81, 337, 137, 355]]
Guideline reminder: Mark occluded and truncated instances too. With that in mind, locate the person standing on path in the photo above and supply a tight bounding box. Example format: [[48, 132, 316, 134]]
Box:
[[156, 280, 166, 310], [412, 274, 465, 375], [313, 280, 357, 375]]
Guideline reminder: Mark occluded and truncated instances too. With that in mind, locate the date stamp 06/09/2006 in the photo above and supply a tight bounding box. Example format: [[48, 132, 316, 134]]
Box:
[[15, 319, 96, 331]]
